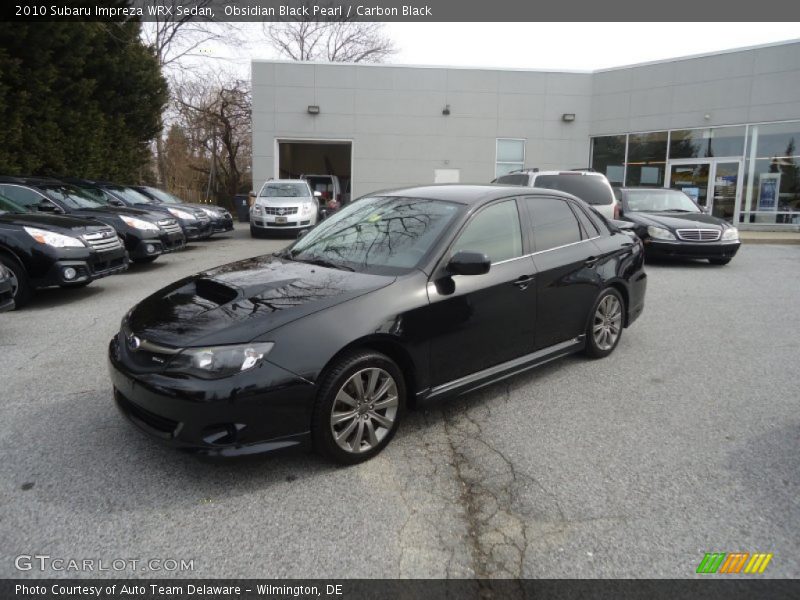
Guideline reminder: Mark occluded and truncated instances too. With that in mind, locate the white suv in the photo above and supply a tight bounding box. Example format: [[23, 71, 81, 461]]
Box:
[[494, 169, 619, 221], [251, 179, 320, 237]]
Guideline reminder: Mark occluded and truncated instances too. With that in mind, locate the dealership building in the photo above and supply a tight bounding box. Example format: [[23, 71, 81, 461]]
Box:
[[252, 39, 800, 229]]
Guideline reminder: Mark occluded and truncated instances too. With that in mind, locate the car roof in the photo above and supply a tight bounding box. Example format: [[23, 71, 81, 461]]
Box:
[[263, 179, 309, 185], [619, 187, 673, 192], [369, 184, 580, 205], [0, 176, 64, 186]]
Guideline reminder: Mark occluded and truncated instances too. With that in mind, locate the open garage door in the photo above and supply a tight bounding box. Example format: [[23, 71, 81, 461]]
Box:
[[277, 139, 352, 204]]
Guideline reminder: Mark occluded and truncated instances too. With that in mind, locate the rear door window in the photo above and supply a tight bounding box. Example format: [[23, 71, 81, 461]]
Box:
[[0, 185, 44, 208], [533, 175, 614, 206], [526, 197, 583, 252]]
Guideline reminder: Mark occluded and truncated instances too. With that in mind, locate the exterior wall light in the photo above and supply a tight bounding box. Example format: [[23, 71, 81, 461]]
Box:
[[562, 113, 576, 122], [307, 105, 320, 115], [442, 105, 451, 116]]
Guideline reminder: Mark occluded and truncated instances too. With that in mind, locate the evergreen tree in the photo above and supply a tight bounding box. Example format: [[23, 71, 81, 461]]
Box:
[[0, 20, 167, 181]]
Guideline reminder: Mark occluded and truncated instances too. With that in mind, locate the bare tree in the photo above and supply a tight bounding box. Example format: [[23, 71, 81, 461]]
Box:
[[266, 15, 396, 63], [134, 1, 245, 184], [171, 71, 252, 208]]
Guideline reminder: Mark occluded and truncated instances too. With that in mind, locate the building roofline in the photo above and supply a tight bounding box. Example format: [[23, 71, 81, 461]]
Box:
[[252, 38, 800, 75]]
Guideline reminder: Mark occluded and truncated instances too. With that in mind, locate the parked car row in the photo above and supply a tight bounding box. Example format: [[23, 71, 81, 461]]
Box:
[[0, 176, 234, 309]]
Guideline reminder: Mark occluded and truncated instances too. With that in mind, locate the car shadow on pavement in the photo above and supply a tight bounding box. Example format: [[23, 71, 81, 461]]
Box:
[[20, 284, 106, 311]]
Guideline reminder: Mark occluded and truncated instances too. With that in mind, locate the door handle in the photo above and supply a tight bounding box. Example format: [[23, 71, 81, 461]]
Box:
[[584, 256, 600, 268], [513, 275, 533, 290]]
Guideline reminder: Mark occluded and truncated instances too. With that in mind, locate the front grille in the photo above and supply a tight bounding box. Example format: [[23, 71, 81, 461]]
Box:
[[263, 206, 298, 216], [157, 219, 183, 235], [83, 228, 123, 252], [115, 390, 178, 438], [676, 229, 721, 242]]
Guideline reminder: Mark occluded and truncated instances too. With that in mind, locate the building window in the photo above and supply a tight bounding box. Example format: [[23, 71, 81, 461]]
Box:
[[495, 139, 525, 178], [669, 126, 746, 159], [626, 131, 668, 187], [741, 121, 800, 225], [590, 135, 626, 185]]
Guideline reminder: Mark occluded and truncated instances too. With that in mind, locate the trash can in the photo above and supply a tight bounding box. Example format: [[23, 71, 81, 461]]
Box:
[[234, 194, 250, 223]]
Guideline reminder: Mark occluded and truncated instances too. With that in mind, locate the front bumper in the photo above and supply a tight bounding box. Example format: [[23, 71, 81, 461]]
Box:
[[181, 219, 214, 240], [210, 215, 234, 233], [645, 239, 741, 260], [36, 249, 129, 288], [250, 215, 315, 230], [0, 278, 14, 312], [108, 335, 315, 455]]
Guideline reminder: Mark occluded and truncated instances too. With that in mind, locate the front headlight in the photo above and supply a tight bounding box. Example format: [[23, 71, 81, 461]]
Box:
[[23, 226, 85, 248], [301, 203, 313, 214], [167, 342, 274, 379], [120, 215, 159, 231], [201, 207, 220, 218], [721, 227, 739, 241], [252, 205, 262, 214], [167, 207, 196, 221], [647, 225, 676, 241]]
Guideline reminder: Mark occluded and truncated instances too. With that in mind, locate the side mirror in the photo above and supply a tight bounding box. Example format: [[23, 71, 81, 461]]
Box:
[[110, 199, 125, 207], [611, 219, 635, 231], [37, 201, 60, 213], [447, 250, 491, 276], [313, 191, 322, 198]]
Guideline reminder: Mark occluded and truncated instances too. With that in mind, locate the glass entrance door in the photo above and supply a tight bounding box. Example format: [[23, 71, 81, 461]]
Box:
[[667, 159, 741, 221]]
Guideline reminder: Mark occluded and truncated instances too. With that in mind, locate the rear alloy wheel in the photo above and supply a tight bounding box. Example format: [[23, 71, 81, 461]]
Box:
[[0, 256, 31, 309], [312, 351, 405, 464], [708, 257, 731, 265], [584, 288, 624, 358]]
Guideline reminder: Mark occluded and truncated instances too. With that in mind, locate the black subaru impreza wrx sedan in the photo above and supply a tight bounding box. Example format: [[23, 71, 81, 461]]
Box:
[[110, 185, 647, 463]]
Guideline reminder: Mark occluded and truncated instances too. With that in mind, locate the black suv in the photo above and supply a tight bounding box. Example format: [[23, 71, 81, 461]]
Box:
[[0, 177, 183, 264], [134, 185, 233, 235], [0, 193, 128, 308]]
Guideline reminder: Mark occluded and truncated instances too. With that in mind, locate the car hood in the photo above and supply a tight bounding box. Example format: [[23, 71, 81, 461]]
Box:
[[74, 206, 163, 222], [626, 211, 726, 230], [127, 255, 395, 347], [0, 212, 108, 234]]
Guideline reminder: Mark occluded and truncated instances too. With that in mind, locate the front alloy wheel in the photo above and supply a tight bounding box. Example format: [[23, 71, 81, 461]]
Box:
[[312, 351, 405, 464], [585, 288, 624, 358], [330, 368, 399, 454]]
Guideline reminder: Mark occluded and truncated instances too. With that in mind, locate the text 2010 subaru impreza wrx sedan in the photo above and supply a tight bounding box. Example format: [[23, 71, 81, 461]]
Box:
[[109, 185, 647, 463]]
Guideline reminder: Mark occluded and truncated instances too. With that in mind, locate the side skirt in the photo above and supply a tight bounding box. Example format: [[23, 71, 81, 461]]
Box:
[[417, 336, 585, 404]]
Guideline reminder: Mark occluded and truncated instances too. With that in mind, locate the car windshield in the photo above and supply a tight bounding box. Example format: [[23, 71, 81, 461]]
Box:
[[625, 189, 700, 213], [106, 185, 155, 205], [285, 196, 461, 274], [260, 183, 310, 198], [140, 186, 181, 204], [78, 186, 117, 205], [0, 194, 27, 214], [41, 185, 103, 209]]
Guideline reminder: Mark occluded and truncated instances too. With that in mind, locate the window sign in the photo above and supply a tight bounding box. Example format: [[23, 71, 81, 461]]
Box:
[[757, 173, 780, 211]]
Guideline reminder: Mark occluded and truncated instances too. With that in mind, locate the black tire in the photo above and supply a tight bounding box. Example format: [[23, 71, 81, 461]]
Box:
[[311, 350, 406, 465], [708, 257, 731, 265], [250, 225, 262, 239], [132, 255, 159, 264], [584, 288, 625, 359], [0, 255, 31, 309]]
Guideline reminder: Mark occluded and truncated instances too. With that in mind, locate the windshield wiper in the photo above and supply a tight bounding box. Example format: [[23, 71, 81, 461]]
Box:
[[661, 209, 695, 213], [297, 256, 355, 271]]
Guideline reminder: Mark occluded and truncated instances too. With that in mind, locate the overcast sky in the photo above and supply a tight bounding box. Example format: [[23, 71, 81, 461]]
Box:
[[192, 22, 800, 77]]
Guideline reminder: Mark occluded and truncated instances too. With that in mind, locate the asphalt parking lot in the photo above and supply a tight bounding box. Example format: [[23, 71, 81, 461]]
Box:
[[1, 225, 798, 579]]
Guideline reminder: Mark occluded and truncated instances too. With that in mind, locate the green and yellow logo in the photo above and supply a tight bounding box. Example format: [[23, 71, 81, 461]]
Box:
[[696, 552, 773, 574]]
